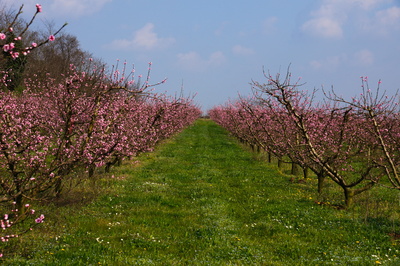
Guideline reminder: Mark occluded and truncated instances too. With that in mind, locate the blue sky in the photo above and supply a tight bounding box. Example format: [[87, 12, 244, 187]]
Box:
[[2, 0, 400, 112]]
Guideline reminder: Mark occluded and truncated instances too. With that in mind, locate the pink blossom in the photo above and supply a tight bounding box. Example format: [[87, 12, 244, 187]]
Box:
[[31, 42, 37, 48], [11, 52, 19, 59], [36, 4, 42, 13], [0, 33, 5, 40], [48, 35, 55, 42], [2, 44, 10, 52], [35, 214, 45, 223]]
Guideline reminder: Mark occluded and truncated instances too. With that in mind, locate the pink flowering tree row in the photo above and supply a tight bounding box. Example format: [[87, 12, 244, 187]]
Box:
[[0, 56, 201, 263], [209, 69, 400, 207], [0, 3, 68, 257], [0, 63, 201, 207], [0, 4, 201, 257]]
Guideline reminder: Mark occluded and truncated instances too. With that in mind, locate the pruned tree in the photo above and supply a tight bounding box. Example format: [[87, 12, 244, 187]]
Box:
[[251, 69, 378, 207], [326, 77, 400, 190]]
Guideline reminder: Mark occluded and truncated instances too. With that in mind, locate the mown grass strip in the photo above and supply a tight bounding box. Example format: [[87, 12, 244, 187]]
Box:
[[4, 119, 400, 265]]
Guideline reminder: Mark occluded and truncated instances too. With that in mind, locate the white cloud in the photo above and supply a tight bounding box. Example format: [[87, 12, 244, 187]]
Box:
[[208, 51, 225, 65], [106, 23, 175, 51], [352, 0, 390, 9], [263, 17, 278, 34], [177, 52, 201, 70], [302, 17, 343, 39], [360, 5, 400, 35], [310, 49, 374, 70], [353, 49, 374, 66], [177, 51, 226, 71], [301, 0, 349, 39], [376, 6, 400, 26], [301, 0, 392, 39], [214, 21, 229, 36], [50, 0, 112, 17], [0, 0, 111, 17], [309, 53, 347, 70], [232, 45, 254, 56]]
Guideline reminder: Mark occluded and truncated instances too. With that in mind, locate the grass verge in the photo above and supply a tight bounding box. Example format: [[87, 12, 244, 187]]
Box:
[[2, 119, 400, 265]]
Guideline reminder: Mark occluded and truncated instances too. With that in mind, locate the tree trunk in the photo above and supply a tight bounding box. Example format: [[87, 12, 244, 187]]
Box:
[[88, 164, 96, 178], [55, 166, 71, 198], [14, 193, 24, 213], [291, 162, 301, 176], [14, 171, 24, 211], [105, 163, 111, 173], [278, 158, 283, 169], [344, 187, 355, 208], [303, 167, 309, 179], [317, 172, 325, 194], [54, 177, 63, 198]]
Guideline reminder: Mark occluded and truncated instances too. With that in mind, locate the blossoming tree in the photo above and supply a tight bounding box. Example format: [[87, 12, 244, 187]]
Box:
[[0, 4, 67, 91], [210, 69, 398, 208]]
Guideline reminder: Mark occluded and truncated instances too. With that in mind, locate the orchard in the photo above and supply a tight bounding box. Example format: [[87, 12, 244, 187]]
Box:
[[0, 3, 201, 258], [209, 69, 400, 208], [1, 2, 399, 263]]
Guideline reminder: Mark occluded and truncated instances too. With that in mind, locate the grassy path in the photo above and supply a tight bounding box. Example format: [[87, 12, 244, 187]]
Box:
[[6, 119, 399, 265]]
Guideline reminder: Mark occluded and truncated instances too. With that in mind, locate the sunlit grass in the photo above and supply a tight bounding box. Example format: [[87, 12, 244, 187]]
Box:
[[2, 119, 400, 265]]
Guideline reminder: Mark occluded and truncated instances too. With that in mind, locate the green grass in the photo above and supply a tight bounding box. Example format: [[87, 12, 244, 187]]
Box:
[[2, 119, 400, 265]]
